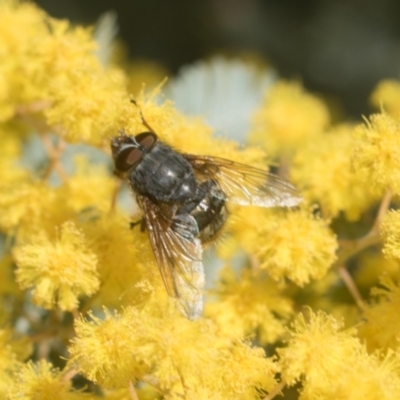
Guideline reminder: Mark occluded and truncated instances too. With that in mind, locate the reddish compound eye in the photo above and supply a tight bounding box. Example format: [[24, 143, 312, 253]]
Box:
[[135, 132, 157, 151], [111, 132, 158, 172], [115, 146, 142, 172]]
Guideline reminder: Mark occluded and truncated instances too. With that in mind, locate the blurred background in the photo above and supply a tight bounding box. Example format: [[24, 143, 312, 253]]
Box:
[[33, 0, 400, 119]]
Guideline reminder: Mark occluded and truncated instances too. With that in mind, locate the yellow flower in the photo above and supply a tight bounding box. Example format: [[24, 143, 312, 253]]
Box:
[[8, 360, 88, 400], [0, 173, 46, 234], [352, 112, 400, 195], [371, 79, 400, 118], [14, 221, 99, 311], [0, 124, 31, 233], [119, 97, 271, 178], [38, 19, 128, 145], [278, 310, 400, 399], [0, 155, 116, 236], [358, 276, 400, 352], [5, 2, 400, 398], [220, 207, 337, 287], [81, 212, 162, 308], [256, 209, 337, 286], [0, 177, 72, 237], [69, 304, 278, 397], [60, 156, 116, 214], [278, 310, 358, 386], [381, 210, 400, 261], [0, 1, 49, 119], [0, 0, 130, 145], [250, 80, 330, 158], [206, 266, 293, 344], [0, 328, 30, 398], [291, 124, 379, 220], [300, 349, 400, 400], [354, 250, 399, 290], [295, 270, 361, 329], [44, 63, 128, 145]]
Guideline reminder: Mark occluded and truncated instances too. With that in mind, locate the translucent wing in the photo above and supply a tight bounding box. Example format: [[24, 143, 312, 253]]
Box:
[[183, 154, 302, 207], [138, 195, 204, 320]]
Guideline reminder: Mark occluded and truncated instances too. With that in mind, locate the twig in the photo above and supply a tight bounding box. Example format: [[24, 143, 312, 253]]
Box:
[[372, 189, 392, 232], [61, 368, 78, 382], [335, 189, 392, 268], [71, 308, 80, 321], [128, 381, 139, 400], [335, 231, 380, 268], [334, 189, 392, 308], [15, 101, 50, 114], [29, 330, 56, 343], [37, 338, 51, 360], [14, 101, 52, 135], [263, 379, 286, 400], [79, 291, 101, 316], [142, 375, 163, 392], [337, 266, 365, 310], [40, 134, 68, 182], [249, 253, 261, 272]]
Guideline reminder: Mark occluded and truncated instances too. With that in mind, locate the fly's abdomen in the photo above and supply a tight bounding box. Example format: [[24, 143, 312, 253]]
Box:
[[176, 180, 228, 243]]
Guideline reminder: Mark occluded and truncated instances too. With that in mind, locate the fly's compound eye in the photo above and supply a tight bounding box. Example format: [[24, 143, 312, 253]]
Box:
[[112, 132, 157, 173], [114, 145, 142, 172], [135, 132, 157, 152]]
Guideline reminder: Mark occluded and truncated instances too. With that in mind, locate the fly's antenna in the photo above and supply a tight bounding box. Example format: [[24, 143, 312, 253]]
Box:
[[130, 99, 156, 134], [116, 128, 140, 147]]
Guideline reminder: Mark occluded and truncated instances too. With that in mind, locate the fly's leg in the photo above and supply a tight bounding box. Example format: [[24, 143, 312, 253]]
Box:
[[130, 218, 146, 232]]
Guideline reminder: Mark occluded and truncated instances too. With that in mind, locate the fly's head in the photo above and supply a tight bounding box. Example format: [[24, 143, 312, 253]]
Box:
[[111, 130, 158, 175]]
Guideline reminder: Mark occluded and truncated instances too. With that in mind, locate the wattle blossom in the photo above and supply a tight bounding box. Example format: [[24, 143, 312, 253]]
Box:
[[0, 1, 400, 399]]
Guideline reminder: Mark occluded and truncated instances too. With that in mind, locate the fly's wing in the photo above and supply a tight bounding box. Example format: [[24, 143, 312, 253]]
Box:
[[138, 195, 204, 320], [183, 154, 302, 207]]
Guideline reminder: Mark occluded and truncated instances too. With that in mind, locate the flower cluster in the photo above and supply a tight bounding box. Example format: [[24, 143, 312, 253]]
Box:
[[279, 310, 400, 399], [69, 305, 278, 397], [250, 81, 330, 159], [352, 112, 400, 195], [291, 124, 379, 220], [14, 221, 100, 311], [1, 2, 400, 400]]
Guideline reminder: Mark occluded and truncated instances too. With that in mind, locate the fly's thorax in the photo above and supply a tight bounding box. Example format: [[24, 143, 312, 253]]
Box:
[[130, 142, 197, 204]]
